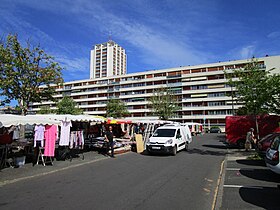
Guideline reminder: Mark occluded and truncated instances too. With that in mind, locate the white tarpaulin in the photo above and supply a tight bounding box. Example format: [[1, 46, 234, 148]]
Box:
[[0, 114, 105, 127], [0, 114, 60, 127], [35, 114, 105, 123]]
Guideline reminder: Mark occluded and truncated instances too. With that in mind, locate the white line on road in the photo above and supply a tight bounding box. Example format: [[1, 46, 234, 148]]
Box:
[[226, 168, 241, 171], [226, 168, 255, 171], [223, 185, 263, 189]]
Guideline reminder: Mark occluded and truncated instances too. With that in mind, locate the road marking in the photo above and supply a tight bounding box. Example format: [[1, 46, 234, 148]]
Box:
[[205, 178, 214, 182], [223, 185, 263, 189], [226, 168, 255, 171], [211, 159, 225, 210], [226, 168, 240, 171], [203, 188, 211, 193]]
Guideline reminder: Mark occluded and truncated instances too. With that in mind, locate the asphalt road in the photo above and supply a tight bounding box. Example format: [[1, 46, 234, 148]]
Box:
[[0, 134, 226, 210], [220, 153, 280, 209]]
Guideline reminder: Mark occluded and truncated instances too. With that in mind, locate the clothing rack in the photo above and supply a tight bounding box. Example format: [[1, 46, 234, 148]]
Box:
[[143, 124, 155, 147], [36, 147, 53, 166], [0, 144, 13, 168]]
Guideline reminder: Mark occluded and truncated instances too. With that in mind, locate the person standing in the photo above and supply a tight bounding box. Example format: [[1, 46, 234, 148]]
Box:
[[105, 126, 115, 158], [245, 128, 256, 151]]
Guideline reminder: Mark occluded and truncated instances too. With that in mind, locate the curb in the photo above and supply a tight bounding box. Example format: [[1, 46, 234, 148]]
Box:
[[212, 157, 227, 210]]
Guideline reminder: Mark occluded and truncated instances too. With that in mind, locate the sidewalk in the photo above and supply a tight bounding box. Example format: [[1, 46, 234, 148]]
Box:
[[0, 150, 128, 187], [217, 149, 280, 209]]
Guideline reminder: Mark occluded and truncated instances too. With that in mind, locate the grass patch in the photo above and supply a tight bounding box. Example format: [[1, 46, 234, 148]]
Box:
[[247, 152, 264, 160]]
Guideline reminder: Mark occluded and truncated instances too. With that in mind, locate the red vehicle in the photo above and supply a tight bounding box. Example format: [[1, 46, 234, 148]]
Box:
[[225, 115, 280, 148]]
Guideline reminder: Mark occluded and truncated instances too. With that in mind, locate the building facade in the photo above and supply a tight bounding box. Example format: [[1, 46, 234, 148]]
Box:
[[31, 55, 280, 130], [90, 40, 127, 79]]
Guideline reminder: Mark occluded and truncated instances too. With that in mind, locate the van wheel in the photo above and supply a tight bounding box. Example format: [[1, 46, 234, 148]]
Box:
[[172, 146, 177, 156], [184, 142, 189, 151]]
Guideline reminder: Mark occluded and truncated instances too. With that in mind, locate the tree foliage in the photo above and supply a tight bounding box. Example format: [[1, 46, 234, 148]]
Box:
[[37, 105, 55, 114], [225, 59, 280, 115], [149, 87, 179, 120], [105, 99, 129, 118], [56, 96, 83, 115], [0, 34, 63, 115]]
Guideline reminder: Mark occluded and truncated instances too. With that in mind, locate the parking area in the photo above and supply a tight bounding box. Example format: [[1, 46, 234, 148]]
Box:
[[219, 151, 280, 209]]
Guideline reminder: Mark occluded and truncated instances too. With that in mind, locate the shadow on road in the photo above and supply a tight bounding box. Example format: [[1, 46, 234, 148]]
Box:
[[236, 159, 266, 167], [202, 144, 228, 149], [239, 168, 280, 183], [239, 186, 280, 209], [187, 148, 227, 156]]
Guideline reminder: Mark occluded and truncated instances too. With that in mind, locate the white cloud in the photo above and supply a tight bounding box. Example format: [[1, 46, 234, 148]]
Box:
[[7, 0, 209, 68], [0, 2, 89, 77], [267, 31, 280, 39], [56, 56, 89, 72], [239, 45, 256, 59], [67, 1, 209, 67]]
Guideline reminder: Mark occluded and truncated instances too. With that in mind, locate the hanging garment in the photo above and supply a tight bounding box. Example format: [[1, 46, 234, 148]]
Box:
[[44, 125, 58, 157], [34, 125, 45, 148], [12, 126, 20, 140], [59, 121, 72, 146], [77, 131, 84, 148], [70, 131, 77, 149]]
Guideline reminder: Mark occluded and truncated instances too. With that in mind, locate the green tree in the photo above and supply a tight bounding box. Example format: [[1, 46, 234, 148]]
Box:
[[37, 105, 54, 114], [264, 73, 280, 114], [0, 34, 63, 115], [225, 58, 280, 115], [225, 58, 280, 137], [149, 87, 179, 120], [56, 96, 83, 115], [105, 99, 129, 118]]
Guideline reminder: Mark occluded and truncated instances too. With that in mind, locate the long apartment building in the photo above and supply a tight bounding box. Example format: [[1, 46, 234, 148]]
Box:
[[90, 40, 127, 79], [31, 55, 280, 130]]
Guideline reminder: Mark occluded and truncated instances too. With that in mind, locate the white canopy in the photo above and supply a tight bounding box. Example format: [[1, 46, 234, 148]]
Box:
[[0, 114, 60, 127], [36, 114, 105, 123], [0, 114, 105, 127], [130, 119, 175, 125]]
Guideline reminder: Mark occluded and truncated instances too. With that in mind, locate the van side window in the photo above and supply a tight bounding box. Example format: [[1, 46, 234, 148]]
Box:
[[176, 129, 181, 138]]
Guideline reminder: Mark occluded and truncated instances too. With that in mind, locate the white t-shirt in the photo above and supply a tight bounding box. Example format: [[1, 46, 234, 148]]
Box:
[[34, 125, 45, 141], [59, 121, 72, 146]]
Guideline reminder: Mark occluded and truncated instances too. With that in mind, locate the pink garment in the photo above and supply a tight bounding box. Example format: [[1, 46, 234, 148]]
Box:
[[44, 125, 57, 157]]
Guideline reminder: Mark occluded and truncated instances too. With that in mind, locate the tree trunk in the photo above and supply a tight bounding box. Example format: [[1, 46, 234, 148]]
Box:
[[255, 115, 259, 140]]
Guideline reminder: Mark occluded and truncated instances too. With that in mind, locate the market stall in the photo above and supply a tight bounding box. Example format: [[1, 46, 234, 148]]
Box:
[[0, 114, 105, 168], [0, 114, 61, 168]]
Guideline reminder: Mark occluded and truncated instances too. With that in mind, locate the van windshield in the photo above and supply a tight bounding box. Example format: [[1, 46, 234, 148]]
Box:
[[153, 129, 176, 137]]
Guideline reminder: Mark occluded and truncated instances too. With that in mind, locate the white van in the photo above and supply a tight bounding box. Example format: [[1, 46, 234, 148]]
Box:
[[146, 125, 192, 155]]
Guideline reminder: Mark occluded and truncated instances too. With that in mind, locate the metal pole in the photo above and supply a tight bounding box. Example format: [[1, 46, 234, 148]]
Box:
[[231, 85, 234, 115]]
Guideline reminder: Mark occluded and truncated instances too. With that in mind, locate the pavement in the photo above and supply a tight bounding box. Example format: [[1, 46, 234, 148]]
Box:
[[216, 149, 280, 210], [0, 150, 128, 187]]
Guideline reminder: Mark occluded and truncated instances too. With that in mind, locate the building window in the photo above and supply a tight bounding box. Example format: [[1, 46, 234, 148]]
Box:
[[208, 92, 226, 97], [208, 101, 226, 106]]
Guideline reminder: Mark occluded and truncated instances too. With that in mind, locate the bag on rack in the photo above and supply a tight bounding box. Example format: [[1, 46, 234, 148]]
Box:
[[55, 147, 70, 161]]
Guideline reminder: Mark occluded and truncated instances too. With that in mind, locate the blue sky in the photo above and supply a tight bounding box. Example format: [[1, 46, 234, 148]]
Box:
[[1, 0, 280, 82]]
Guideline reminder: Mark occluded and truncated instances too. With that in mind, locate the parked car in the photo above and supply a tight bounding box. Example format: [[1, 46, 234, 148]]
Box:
[[146, 124, 192, 155], [257, 133, 280, 155], [265, 135, 280, 174], [209, 127, 221, 133]]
